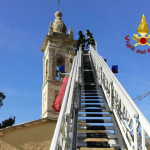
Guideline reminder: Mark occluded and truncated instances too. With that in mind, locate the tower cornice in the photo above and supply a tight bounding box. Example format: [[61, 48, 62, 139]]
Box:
[[40, 34, 77, 52]]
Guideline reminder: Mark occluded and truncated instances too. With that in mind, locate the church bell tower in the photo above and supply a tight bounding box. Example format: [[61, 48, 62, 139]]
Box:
[[40, 11, 76, 119]]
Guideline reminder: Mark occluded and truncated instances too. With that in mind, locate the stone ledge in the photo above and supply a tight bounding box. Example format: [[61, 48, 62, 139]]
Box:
[[41, 35, 77, 52]]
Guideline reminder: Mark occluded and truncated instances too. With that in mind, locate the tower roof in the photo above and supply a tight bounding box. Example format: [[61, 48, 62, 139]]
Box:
[[52, 11, 67, 33], [41, 11, 77, 52]]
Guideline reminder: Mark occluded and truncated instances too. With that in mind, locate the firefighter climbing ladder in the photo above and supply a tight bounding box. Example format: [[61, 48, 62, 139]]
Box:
[[50, 45, 150, 150]]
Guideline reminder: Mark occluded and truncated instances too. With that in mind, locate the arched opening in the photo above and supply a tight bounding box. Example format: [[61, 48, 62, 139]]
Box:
[[56, 56, 65, 81]]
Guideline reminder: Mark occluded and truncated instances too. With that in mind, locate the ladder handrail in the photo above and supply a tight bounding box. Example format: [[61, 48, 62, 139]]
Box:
[[65, 48, 81, 115], [90, 45, 150, 150], [50, 48, 82, 150], [90, 46, 138, 117]]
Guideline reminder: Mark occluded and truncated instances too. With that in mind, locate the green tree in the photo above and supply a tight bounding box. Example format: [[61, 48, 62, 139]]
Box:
[[0, 92, 15, 129], [0, 92, 6, 108]]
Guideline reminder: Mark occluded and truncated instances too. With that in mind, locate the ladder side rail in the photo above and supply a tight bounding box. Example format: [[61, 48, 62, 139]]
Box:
[[95, 41, 97, 51], [50, 54, 78, 150], [90, 49, 113, 108], [98, 52, 150, 149], [91, 47, 150, 148], [65, 49, 79, 116], [72, 48, 82, 150], [90, 46, 138, 116], [76, 45, 82, 82], [93, 48, 150, 135], [89, 46, 139, 149], [65, 47, 81, 150], [76, 51, 79, 82], [90, 45, 150, 150], [102, 52, 150, 149], [65, 51, 79, 150], [65, 47, 81, 115], [90, 48, 135, 149]]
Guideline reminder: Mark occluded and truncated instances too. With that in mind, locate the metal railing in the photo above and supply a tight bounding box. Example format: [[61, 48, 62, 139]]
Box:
[[90, 45, 150, 150], [50, 47, 82, 150]]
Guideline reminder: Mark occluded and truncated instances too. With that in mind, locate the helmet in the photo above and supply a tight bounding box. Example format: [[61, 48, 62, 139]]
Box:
[[78, 30, 82, 34], [85, 30, 90, 34]]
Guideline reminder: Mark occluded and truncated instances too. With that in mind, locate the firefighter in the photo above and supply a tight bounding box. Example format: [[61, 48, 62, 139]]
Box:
[[85, 30, 95, 47], [76, 31, 85, 53]]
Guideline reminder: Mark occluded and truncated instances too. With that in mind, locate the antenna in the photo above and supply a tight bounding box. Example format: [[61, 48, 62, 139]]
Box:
[[58, 0, 60, 11]]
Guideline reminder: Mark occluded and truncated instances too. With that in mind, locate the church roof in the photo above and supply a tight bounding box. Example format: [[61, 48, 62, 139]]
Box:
[[0, 117, 56, 136]]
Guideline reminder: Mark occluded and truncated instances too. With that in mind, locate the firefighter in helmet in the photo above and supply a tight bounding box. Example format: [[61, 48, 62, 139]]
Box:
[[76, 30, 85, 53], [85, 30, 95, 47]]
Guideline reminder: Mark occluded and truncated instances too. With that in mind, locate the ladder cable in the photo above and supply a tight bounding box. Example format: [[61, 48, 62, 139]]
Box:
[[133, 91, 150, 102]]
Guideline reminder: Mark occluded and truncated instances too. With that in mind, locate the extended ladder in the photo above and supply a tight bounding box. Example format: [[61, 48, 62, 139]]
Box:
[[77, 51, 123, 149], [50, 46, 150, 150]]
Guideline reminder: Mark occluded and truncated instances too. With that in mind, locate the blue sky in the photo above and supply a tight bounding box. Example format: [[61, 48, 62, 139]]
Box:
[[0, 0, 150, 125]]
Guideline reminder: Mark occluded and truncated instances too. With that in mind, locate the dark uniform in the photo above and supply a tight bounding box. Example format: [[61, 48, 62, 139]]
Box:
[[85, 30, 95, 47], [76, 31, 85, 52]]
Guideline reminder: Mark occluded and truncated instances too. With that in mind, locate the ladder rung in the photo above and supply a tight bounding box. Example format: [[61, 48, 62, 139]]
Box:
[[77, 141, 110, 148], [81, 88, 100, 90], [81, 92, 102, 94], [78, 133, 117, 139], [78, 125, 114, 130], [81, 97, 103, 100], [79, 147, 115, 150], [83, 69, 93, 71], [81, 100, 104, 103], [77, 141, 120, 148], [80, 108, 108, 112], [78, 119, 112, 123], [81, 93, 102, 96], [81, 85, 100, 88], [81, 103, 104, 106], [81, 90, 102, 91], [78, 114, 110, 117], [78, 130, 109, 133], [81, 105, 105, 108]]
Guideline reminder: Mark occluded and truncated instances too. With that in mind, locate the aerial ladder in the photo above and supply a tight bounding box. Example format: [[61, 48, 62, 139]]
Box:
[[50, 45, 150, 150]]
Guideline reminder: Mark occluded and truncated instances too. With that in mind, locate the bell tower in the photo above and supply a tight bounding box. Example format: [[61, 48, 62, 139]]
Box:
[[40, 11, 76, 119]]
